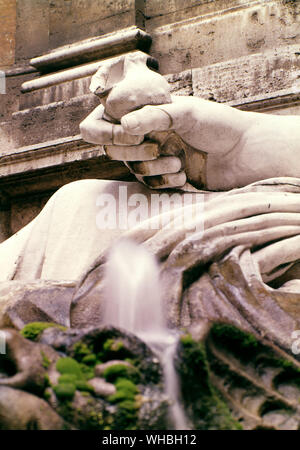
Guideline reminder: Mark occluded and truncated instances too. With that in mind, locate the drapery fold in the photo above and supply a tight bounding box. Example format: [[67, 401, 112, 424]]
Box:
[[1, 177, 300, 356]]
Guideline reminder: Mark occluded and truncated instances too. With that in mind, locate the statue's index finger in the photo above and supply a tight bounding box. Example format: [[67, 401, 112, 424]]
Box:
[[80, 106, 144, 146], [121, 105, 172, 135]]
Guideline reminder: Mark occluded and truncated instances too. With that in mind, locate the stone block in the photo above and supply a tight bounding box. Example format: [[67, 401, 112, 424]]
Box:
[[0, 280, 75, 329], [11, 94, 99, 148], [15, 0, 49, 62], [165, 69, 193, 96], [0, 0, 16, 68], [146, 0, 250, 28], [192, 45, 300, 103], [148, 1, 300, 74], [0, 71, 36, 122], [49, 0, 142, 50]]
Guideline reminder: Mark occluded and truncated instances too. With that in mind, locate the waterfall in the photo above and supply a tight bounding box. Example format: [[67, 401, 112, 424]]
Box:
[[103, 239, 189, 430]]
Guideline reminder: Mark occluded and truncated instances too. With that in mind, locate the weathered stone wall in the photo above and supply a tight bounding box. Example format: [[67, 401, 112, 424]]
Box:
[[12, 0, 145, 65], [0, 0, 300, 241], [0, 0, 16, 68], [146, 0, 300, 73]]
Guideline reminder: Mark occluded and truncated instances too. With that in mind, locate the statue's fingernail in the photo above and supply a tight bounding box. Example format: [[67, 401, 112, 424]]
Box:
[[122, 115, 139, 130]]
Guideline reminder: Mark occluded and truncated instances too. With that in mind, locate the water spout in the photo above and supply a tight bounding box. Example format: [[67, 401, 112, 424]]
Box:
[[103, 239, 189, 430], [103, 239, 165, 336]]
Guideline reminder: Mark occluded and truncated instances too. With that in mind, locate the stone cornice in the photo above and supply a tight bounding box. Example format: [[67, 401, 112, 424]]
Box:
[[29, 27, 152, 73], [229, 89, 300, 112], [0, 135, 132, 197], [0, 135, 99, 175]]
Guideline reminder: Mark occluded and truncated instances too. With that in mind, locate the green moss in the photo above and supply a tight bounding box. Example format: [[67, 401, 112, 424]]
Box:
[[20, 322, 67, 341], [114, 399, 139, 430], [82, 354, 97, 366], [101, 338, 130, 361], [41, 351, 51, 369], [180, 334, 196, 347], [72, 341, 93, 362], [44, 389, 51, 400], [59, 374, 78, 384], [115, 378, 138, 395], [103, 363, 140, 383], [259, 355, 300, 373], [89, 410, 105, 428], [80, 391, 92, 397], [211, 323, 259, 355], [79, 363, 95, 380], [54, 356, 97, 403], [108, 378, 138, 404], [56, 357, 83, 379], [106, 376, 140, 429], [108, 390, 131, 404], [179, 333, 242, 430], [104, 371, 140, 430], [103, 338, 124, 353], [53, 383, 76, 400], [118, 399, 138, 412], [75, 380, 95, 393], [44, 373, 50, 387], [124, 358, 136, 365], [211, 323, 300, 385]]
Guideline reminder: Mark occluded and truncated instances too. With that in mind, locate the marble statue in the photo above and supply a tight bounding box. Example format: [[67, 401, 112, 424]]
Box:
[[81, 52, 300, 191], [0, 52, 299, 315], [1, 52, 300, 430]]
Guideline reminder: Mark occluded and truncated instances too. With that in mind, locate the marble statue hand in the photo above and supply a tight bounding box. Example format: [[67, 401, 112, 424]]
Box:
[[80, 100, 188, 189], [80, 94, 248, 189], [120, 96, 300, 191], [81, 90, 300, 190]]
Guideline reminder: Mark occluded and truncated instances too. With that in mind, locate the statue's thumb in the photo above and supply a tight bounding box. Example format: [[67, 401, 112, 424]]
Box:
[[120, 105, 173, 135]]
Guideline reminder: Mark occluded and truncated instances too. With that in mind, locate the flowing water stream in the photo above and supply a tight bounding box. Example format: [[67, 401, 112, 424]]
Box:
[[103, 239, 189, 430]]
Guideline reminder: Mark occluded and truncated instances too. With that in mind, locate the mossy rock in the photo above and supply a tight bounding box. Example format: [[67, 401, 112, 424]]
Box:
[[177, 323, 300, 429], [102, 338, 126, 358], [75, 380, 95, 394], [58, 374, 78, 384], [103, 363, 140, 383], [79, 363, 95, 380], [115, 378, 138, 396], [177, 332, 242, 430], [72, 341, 93, 362], [20, 322, 67, 341], [108, 378, 138, 404], [41, 351, 51, 369], [54, 357, 96, 402], [53, 383, 76, 400], [82, 354, 97, 366], [55, 391, 109, 430], [112, 399, 139, 430], [69, 327, 162, 385], [56, 357, 83, 379]]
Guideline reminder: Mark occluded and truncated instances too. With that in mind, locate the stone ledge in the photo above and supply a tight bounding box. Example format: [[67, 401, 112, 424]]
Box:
[[0, 135, 101, 176], [146, 0, 263, 30], [29, 26, 152, 73], [0, 159, 132, 198], [0, 135, 132, 197], [192, 44, 300, 105], [229, 89, 300, 112], [10, 94, 99, 148]]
